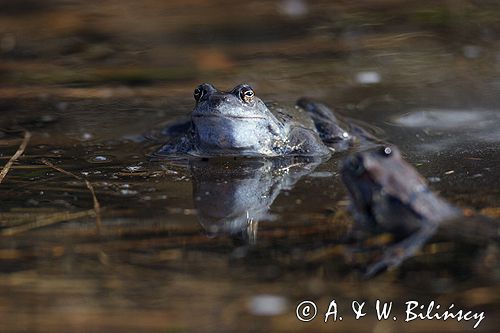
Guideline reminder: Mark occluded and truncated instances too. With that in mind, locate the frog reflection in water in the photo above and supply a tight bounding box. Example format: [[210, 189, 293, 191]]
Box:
[[157, 83, 364, 157], [189, 157, 323, 243], [341, 145, 499, 276]]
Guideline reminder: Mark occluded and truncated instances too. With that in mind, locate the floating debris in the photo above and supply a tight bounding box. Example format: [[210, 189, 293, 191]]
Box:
[[428, 177, 441, 183], [125, 165, 144, 172], [41, 159, 102, 232], [309, 171, 334, 178], [87, 155, 113, 163], [120, 189, 138, 196], [0, 209, 95, 236]]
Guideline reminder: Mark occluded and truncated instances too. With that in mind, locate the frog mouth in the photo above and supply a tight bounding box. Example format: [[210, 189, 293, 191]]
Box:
[[192, 114, 267, 120]]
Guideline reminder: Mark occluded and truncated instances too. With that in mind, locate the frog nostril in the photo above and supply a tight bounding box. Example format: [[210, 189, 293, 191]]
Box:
[[209, 96, 223, 108]]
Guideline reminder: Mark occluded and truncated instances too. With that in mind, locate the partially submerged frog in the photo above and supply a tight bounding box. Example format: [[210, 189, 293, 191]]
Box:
[[156, 83, 357, 157], [341, 145, 499, 276], [341, 145, 461, 235]]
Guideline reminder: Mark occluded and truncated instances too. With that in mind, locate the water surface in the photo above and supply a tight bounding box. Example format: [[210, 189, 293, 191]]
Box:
[[1, 1, 499, 332]]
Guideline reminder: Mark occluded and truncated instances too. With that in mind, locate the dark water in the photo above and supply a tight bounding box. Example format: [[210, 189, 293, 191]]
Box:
[[1, 1, 499, 332]]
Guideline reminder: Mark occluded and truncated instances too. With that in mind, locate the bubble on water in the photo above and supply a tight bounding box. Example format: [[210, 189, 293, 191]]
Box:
[[428, 176, 441, 183], [81, 133, 93, 141], [126, 165, 143, 172], [88, 155, 113, 163], [356, 71, 381, 84], [247, 295, 288, 316], [120, 189, 138, 196]]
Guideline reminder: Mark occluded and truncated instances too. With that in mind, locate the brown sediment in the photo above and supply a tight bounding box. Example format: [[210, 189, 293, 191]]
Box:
[[0, 131, 31, 185], [40, 159, 102, 233], [480, 207, 500, 219]]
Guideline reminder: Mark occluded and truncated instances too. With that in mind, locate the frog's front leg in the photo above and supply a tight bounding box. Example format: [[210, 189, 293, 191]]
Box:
[[143, 117, 192, 143], [285, 126, 332, 157], [365, 223, 438, 278], [155, 135, 193, 156]]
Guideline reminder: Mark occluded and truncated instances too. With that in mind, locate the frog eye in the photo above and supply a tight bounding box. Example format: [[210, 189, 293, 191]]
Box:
[[193, 86, 205, 102], [379, 146, 393, 157], [239, 86, 255, 103]]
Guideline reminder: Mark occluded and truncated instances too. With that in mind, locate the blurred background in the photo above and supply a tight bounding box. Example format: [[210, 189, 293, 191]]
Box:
[[2, 0, 500, 100], [1, 1, 500, 333]]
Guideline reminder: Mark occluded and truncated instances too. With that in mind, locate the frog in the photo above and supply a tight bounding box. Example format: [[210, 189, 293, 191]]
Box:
[[341, 145, 461, 235], [340, 145, 499, 276], [155, 83, 357, 157]]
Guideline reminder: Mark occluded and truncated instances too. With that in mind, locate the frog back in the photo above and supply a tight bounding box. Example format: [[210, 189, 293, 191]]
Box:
[[266, 102, 317, 132]]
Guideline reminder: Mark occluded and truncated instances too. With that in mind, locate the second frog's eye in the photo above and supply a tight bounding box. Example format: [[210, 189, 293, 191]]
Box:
[[239, 86, 255, 103], [379, 146, 393, 157]]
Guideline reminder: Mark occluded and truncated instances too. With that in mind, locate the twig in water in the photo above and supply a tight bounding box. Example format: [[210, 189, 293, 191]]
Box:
[[0, 209, 95, 236], [41, 159, 102, 232], [85, 179, 102, 231], [0, 131, 31, 184]]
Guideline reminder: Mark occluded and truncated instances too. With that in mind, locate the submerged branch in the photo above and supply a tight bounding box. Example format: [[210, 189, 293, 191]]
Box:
[[41, 159, 102, 233], [0, 131, 31, 185], [0, 209, 95, 236]]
